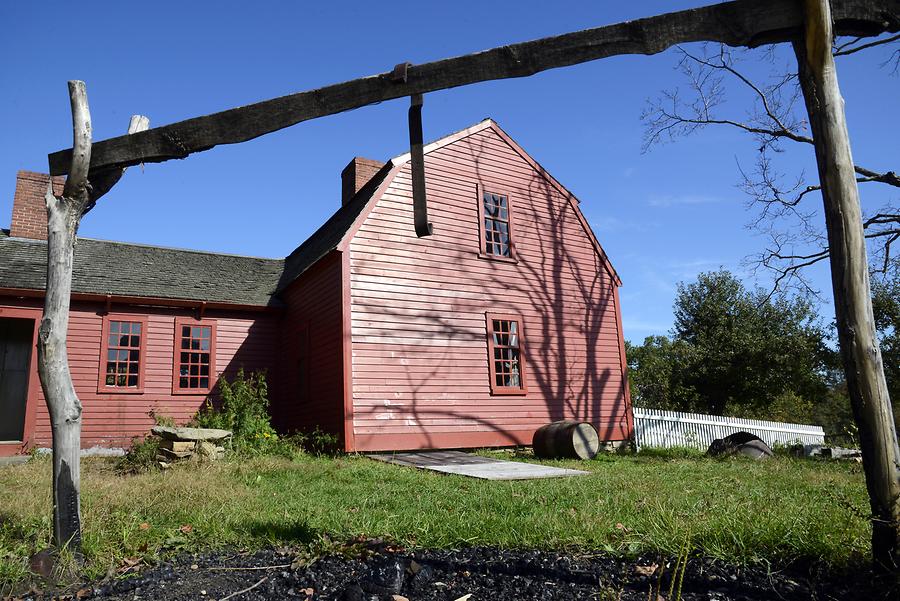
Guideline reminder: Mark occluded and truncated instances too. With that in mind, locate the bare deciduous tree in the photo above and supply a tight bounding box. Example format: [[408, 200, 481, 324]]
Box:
[[642, 36, 899, 294]]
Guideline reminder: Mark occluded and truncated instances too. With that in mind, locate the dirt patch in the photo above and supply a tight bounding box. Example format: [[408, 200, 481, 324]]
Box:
[[16, 546, 898, 600]]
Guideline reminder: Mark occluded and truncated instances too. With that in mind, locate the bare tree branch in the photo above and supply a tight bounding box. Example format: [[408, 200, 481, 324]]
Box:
[[61, 82, 91, 206], [643, 41, 900, 296], [855, 166, 900, 187], [834, 32, 900, 56], [866, 213, 900, 227]]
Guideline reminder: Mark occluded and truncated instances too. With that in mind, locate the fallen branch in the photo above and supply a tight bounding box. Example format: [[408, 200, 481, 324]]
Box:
[[219, 577, 268, 601], [207, 564, 291, 571]]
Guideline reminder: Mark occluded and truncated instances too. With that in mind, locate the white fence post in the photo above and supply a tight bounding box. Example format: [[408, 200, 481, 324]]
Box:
[[632, 408, 825, 451]]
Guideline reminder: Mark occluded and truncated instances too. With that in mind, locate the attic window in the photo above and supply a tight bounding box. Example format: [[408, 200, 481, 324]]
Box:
[[477, 185, 517, 261], [173, 318, 216, 394], [99, 316, 147, 393], [486, 313, 527, 395]]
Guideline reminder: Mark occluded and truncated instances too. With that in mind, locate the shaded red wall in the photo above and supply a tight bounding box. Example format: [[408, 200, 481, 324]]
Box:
[[273, 251, 345, 440], [347, 126, 631, 451]]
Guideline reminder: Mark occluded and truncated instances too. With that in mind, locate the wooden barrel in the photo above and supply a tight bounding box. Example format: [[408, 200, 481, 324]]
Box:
[[532, 420, 600, 460]]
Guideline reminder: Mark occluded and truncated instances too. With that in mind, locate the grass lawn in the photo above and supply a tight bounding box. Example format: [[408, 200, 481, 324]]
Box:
[[0, 449, 870, 590]]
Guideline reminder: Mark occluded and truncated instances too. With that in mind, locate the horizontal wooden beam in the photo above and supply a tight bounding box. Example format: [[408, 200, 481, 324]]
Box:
[[48, 0, 899, 176]]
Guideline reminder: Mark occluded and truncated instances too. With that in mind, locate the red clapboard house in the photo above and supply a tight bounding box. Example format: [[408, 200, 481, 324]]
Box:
[[0, 119, 633, 456]]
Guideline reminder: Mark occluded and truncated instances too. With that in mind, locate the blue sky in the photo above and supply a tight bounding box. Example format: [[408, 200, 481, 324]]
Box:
[[1, 1, 897, 343]]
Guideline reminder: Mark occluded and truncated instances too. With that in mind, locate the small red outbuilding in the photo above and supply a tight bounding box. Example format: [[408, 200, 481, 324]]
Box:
[[0, 119, 633, 455]]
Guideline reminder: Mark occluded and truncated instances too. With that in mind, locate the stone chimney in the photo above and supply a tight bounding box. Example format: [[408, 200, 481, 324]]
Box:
[[10, 171, 64, 240], [341, 157, 384, 205]]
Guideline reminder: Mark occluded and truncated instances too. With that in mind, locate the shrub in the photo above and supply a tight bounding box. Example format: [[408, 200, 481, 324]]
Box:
[[294, 428, 341, 457], [117, 436, 161, 474], [148, 409, 177, 428], [193, 369, 293, 456]]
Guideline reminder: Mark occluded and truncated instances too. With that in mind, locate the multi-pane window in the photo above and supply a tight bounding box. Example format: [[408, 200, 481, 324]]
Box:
[[99, 316, 146, 392], [479, 187, 515, 259], [174, 319, 215, 392], [486, 313, 527, 394]]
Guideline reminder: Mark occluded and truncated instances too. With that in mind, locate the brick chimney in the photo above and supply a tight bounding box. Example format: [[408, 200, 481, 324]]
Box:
[[341, 157, 384, 205], [10, 171, 64, 240]]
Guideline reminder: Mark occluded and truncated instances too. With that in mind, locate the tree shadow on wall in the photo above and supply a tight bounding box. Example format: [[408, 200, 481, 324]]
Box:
[[350, 128, 630, 448]]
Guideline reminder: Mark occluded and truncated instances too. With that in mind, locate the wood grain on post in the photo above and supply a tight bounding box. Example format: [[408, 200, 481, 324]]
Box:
[[39, 80, 92, 550], [794, 0, 900, 570]]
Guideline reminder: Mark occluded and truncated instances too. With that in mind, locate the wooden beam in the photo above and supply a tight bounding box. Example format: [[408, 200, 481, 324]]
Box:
[[48, 0, 899, 175], [408, 94, 433, 238]]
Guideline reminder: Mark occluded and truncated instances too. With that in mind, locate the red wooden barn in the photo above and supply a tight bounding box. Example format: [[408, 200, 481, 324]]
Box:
[[0, 119, 633, 456]]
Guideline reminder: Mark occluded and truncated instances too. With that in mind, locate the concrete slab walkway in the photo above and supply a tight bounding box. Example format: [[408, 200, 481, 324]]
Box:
[[368, 450, 590, 480]]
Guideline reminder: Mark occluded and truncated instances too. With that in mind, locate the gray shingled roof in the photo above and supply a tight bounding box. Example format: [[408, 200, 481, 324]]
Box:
[[0, 229, 284, 307]]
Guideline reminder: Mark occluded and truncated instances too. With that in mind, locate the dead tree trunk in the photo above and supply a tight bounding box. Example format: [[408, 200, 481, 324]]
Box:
[[794, 0, 900, 571], [39, 83, 147, 551], [38, 81, 93, 551]]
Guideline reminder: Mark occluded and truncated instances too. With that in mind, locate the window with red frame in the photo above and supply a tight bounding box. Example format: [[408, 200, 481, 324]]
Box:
[[174, 320, 215, 392], [480, 188, 514, 258], [102, 319, 144, 389], [486, 314, 527, 394]]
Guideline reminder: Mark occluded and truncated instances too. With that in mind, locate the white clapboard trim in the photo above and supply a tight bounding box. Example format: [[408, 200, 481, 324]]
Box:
[[632, 407, 825, 450]]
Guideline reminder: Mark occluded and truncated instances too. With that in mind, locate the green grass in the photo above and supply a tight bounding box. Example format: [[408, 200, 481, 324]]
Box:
[[0, 449, 870, 591]]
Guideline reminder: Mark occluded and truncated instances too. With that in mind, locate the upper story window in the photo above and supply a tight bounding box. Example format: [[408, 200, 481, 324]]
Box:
[[477, 185, 517, 261], [173, 317, 216, 394], [486, 313, 527, 395], [99, 315, 147, 393]]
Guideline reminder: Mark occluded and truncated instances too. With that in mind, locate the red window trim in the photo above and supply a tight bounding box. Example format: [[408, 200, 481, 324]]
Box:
[[485, 312, 528, 395], [172, 317, 218, 395], [97, 314, 148, 394], [476, 183, 518, 263]]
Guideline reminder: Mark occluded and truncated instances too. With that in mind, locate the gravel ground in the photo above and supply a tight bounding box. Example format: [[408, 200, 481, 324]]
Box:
[[14, 545, 898, 601]]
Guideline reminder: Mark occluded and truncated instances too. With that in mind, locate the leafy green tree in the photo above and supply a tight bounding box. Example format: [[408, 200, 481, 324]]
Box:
[[627, 270, 829, 417], [626, 336, 695, 410], [871, 270, 900, 430], [672, 270, 828, 415], [625, 337, 673, 409]]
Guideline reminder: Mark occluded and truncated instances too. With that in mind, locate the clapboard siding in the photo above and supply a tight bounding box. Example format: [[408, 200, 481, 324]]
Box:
[[347, 125, 630, 451], [20, 299, 278, 449], [273, 251, 345, 440]]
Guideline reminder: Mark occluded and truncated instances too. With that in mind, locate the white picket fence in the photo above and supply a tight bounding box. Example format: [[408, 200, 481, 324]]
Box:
[[632, 407, 825, 451]]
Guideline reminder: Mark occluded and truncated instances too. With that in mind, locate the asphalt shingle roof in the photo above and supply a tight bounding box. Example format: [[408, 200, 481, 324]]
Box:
[[0, 229, 284, 307]]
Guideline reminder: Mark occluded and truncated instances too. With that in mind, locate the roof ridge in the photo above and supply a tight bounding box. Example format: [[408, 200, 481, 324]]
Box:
[[389, 118, 494, 165]]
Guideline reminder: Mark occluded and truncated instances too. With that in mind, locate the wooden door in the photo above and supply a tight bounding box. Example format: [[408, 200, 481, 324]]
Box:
[[0, 318, 33, 441]]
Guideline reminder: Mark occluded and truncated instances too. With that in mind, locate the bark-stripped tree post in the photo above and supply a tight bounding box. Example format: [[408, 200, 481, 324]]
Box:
[[39, 81, 93, 551], [794, 0, 900, 570], [40, 82, 148, 551]]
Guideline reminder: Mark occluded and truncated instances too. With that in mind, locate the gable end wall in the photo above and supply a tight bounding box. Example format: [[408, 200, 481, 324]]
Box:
[[346, 126, 631, 451]]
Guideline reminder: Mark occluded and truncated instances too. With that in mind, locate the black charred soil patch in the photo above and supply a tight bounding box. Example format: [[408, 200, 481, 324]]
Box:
[[19, 545, 897, 601]]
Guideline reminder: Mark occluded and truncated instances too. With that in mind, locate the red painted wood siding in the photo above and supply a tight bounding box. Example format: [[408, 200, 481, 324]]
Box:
[[347, 126, 630, 451], [1, 296, 278, 449], [273, 251, 345, 440]]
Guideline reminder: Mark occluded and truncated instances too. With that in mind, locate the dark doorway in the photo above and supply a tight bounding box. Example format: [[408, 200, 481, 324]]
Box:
[[0, 317, 34, 441]]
